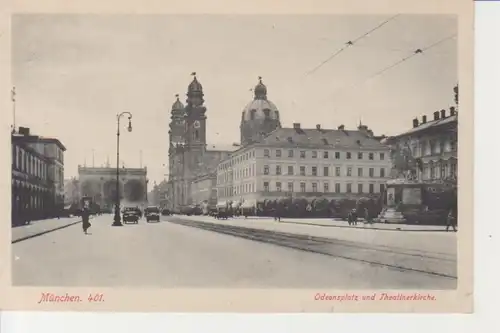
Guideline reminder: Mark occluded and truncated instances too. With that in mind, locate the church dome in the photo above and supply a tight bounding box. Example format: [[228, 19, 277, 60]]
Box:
[[242, 99, 280, 122], [171, 94, 184, 111], [241, 77, 280, 122], [188, 72, 203, 92]]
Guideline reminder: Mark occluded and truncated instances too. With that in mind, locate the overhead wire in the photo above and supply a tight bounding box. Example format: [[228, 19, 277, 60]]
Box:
[[304, 14, 400, 77], [362, 34, 457, 83], [321, 33, 456, 128], [330, 33, 457, 100]]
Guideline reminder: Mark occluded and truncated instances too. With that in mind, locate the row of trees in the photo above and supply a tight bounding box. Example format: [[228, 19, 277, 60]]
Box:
[[228, 196, 384, 219]]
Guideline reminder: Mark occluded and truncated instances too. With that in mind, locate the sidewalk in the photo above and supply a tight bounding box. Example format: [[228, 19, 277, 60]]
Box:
[[172, 215, 456, 256], [183, 215, 447, 232], [12, 216, 83, 243]]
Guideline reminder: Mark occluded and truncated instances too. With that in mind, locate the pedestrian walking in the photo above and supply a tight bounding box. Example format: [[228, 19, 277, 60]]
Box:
[[446, 208, 457, 232], [81, 208, 92, 235], [364, 207, 371, 224]]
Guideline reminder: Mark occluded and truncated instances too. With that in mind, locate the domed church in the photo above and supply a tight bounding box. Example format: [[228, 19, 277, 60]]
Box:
[[240, 77, 282, 146]]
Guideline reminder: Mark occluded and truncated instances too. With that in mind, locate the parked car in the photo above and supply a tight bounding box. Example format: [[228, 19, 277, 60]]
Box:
[[145, 206, 161, 222], [161, 208, 171, 216], [122, 207, 141, 224]]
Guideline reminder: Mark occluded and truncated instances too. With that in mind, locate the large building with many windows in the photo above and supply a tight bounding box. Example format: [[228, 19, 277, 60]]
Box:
[[11, 127, 66, 225], [382, 106, 458, 182], [216, 122, 392, 210]]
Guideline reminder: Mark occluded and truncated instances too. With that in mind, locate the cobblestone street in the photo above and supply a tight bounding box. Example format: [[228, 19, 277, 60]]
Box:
[[12, 214, 456, 289]]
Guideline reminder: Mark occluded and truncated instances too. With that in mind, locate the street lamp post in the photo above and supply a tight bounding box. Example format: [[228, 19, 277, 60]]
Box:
[[112, 111, 133, 227]]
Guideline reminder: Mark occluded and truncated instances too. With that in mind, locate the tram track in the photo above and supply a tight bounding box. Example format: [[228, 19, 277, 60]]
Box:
[[167, 217, 457, 280]]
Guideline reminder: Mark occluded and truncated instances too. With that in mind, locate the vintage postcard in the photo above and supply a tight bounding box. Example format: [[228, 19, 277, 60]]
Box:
[[0, 0, 473, 313]]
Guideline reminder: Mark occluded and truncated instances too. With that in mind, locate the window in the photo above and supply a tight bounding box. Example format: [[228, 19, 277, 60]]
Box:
[[312, 183, 318, 192], [380, 153, 385, 160], [312, 166, 318, 176], [323, 166, 329, 177], [264, 182, 269, 192], [335, 167, 341, 176], [430, 164, 436, 179], [380, 184, 385, 193], [335, 152, 340, 159], [288, 166, 294, 175], [369, 153, 374, 160], [300, 151, 306, 158], [346, 152, 352, 159], [288, 150, 294, 158], [300, 166, 306, 176], [335, 183, 341, 193], [431, 140, 439, 154], [276, 182, 282, 192], [347, 167, 352, 177], [358, 152, 363, 159], [369, 168, 374, 177], [323, 182, 329, 192], [312, 151, 317, 158], [17, 147, 21, 169], [346, 183, 352, 193], [276, 165, 282, 175], [440, 163, 446, 179], [358, 183, 363, 193], [450, 162, 457, 177], [276, 150, 282, 158], [300, 182, 306, 192], [358, 168, 363, 177], [450, 138, 457, 152], [264, 149, 270, 157], [323, 151, 329, 158], [288, 182, 294, 192], [369, 184, 374, 194], [380, 168, 385, 178], [264, 165, 269, 175]]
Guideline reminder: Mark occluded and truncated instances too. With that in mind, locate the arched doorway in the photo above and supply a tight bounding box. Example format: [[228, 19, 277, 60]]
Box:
[[124, 179, 145, 203], [103, 180, 124, 209]]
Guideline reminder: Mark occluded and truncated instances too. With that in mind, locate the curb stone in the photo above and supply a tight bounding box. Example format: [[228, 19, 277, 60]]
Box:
[[11, 219, 83, 244]]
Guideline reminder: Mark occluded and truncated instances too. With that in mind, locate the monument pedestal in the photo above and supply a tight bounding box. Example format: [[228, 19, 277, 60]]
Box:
[[379, 178, 424, 224], [378, 207, 406, 224]]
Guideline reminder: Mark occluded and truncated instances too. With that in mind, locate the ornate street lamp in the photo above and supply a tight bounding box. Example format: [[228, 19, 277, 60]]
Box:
[[112, 112, 133, 226]]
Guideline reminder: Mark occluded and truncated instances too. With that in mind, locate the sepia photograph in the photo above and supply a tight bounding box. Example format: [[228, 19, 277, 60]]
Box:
[[4, 9, 470, 311]]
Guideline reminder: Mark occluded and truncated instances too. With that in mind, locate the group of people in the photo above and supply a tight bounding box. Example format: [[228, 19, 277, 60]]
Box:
[[347, 208, 372, 226]]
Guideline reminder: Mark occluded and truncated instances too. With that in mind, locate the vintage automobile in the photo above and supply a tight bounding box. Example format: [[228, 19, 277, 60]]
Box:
[[145, 206, 161, 222], [122, 207, 141, 224], [161, 208, 172, 216]]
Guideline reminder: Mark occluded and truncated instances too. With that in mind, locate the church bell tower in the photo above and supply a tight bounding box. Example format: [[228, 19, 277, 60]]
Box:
[[183, 72, 207, 168]]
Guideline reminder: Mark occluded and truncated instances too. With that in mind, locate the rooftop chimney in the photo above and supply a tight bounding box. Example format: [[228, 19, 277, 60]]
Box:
[[412, 118, 419, 128], [422, 115, 427, 123], [316, 124, 321, 130], [440, 109, 446, 119], [18, 127, 30, 136], [338, 124, 345, 130], [293, 123, 301, 129], [433, 111, 440, 121], [450, 106, 456, 116]]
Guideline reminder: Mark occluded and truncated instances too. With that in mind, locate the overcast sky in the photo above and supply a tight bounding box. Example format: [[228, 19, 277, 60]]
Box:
[[11, 14, 457, 185]]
